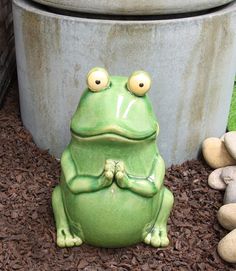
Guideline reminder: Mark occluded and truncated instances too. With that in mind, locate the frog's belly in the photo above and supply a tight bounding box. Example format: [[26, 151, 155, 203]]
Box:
[[62, 183, 158, 248]]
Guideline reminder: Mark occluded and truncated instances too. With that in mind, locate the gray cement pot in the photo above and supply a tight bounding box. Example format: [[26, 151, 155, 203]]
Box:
[[13, 0, 236, 166], [32, 0, 234, 15]]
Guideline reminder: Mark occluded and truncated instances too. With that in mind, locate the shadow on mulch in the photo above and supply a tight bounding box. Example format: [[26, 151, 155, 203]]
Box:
[[0, 80, 235, 271]]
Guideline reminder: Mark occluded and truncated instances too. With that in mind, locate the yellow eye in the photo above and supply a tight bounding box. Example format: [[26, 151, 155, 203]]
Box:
[[127, 71, 151, 96], [87, 67, 110, 92]]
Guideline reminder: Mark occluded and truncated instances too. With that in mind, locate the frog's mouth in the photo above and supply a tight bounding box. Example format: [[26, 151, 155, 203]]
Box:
[[71, 126, 157, 142]]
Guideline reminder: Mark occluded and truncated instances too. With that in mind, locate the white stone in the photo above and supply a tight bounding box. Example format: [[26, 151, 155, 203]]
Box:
[[224, 132, 236, 160], [32, 0, 234, 15], [218, 229, 236, 263], [224, 181, 236, 205], [208, 168, 226, 190], [13, 0, 236, 165], [217, 204, 236, 230], [221, 166, 236, 184]]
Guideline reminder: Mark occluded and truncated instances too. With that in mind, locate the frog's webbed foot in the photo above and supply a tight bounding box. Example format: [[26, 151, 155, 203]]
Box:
[[57, 228, 83, 248], [144, 187, 174, 248], [52, 186, 83, 248], [144, 226, 169, 248]]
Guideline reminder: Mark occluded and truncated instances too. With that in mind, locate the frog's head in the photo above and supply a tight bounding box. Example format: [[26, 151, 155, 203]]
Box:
[[71, 68, 159, 141]]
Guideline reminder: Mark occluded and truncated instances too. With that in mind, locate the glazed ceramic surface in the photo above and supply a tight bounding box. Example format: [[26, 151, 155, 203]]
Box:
[[52, 69, 174, 248], [32, 0, 233, 15]]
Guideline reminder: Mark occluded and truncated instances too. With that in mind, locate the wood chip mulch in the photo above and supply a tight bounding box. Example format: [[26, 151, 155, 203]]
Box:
[[1, 81, 236, 271]]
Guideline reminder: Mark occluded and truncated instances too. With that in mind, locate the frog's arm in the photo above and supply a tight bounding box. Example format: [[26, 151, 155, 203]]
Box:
[[61, 149, 113, 194], [150, 154, 165, 191], [61, 146, 77, 183], [68, 174, 111, 194], [116, 154, 165, 198]]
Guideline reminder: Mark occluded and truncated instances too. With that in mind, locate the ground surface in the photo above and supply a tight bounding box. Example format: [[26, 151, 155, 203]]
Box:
[[1, 81, 236, 271]]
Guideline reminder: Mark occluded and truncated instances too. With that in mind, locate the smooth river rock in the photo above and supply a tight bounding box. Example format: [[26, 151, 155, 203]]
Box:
[[208, 168, 226, 190], [202, 138, 236, 169], [221, 166, 236, 184], [224, 181, 236, 204], [224, 132, 236, 160], [217, 204, 236, 230], [218, 229, 236, 263]]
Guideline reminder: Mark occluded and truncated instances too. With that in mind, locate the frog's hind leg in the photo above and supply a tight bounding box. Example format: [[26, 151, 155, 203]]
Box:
[[144, 187, 174, 248], [52, 185, 82, 248]]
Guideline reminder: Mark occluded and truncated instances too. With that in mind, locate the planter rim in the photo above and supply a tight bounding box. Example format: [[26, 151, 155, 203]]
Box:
[[31, 0, 234, 15], [14, 0, 236, 24]]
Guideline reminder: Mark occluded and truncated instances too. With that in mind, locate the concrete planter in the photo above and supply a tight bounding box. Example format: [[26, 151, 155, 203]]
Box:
[[32, 0, 234, 15], [0, 0, 15, 105], [13, 0, 236, 166]]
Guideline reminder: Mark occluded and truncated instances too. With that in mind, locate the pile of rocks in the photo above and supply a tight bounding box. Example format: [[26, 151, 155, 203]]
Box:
[[202, 131, 236, 263]]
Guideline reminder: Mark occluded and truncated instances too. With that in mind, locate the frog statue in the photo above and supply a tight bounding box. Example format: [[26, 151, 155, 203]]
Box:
[[52, 68, 174, 248]]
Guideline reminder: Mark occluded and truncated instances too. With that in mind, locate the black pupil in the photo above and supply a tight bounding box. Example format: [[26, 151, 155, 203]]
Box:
[[95, 80, 101, 85], [139, 83, 144, 88]]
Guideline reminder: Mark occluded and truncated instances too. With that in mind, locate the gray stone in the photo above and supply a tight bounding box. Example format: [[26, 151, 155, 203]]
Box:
[[221, 166, 236, 184], [32, 0, 234, 15], [224, 181, 236, 205], [220, 134, 225, 141], [218, 229, 236, 263], [208, 168, 226, 190], [224, 132, 236, 160], [13, 0, 236, 165], [217, 203, 236, 230]]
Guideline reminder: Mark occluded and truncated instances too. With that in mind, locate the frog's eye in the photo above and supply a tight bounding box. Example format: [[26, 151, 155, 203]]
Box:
[[127, 71, 151, 96], [87, 67, 110, 92]]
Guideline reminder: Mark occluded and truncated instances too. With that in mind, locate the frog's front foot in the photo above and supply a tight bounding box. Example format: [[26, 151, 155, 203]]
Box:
[[99, 159, 116, 188], [57, 228, 83, 248], [115, 161, 130, 188], [104, 159, 116, 180], [144, 226, 169, 248]]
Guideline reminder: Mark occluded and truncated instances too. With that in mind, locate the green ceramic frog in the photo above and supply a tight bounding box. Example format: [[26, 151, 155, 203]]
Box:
[[52, 68, 174, 248]]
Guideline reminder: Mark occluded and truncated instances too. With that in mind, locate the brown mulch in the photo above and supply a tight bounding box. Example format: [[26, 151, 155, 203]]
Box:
[[0, 80, 235, 271]]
